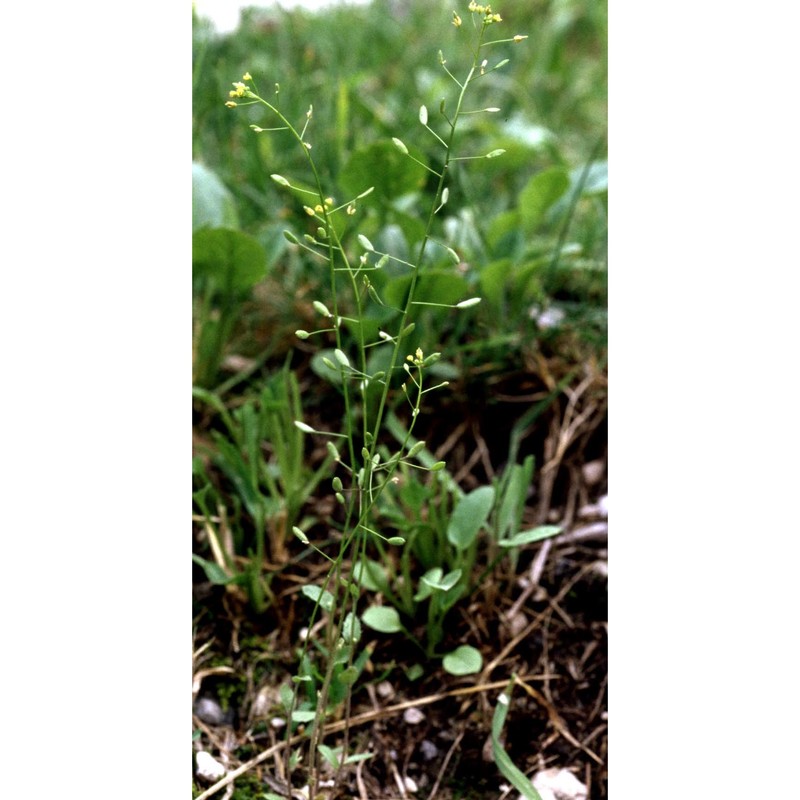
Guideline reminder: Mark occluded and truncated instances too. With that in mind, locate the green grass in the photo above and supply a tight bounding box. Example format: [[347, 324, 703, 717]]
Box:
[[192, 1, 606, 796]]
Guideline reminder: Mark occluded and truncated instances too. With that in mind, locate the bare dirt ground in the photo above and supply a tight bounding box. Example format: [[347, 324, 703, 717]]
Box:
[[193, 353, 607, 799]]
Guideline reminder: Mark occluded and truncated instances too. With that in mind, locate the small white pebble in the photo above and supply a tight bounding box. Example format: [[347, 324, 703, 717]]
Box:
[[598, 494, 608, 517], [403, 775, 419, 793], [193, 697, 226, 725], [195, 751, 226, 781], [419, 740, 439, 761], [377, 680, 395, 699], [506, 611, 528, 638], [270, 717, 286, 729], [403, 707, 426, 725], [581, 458, 605, 487], [532, 768, 587, 800]]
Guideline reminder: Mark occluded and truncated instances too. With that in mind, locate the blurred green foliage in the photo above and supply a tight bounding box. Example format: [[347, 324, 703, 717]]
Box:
[[192, 0, 607, 377], [192, 0, 606, 617]]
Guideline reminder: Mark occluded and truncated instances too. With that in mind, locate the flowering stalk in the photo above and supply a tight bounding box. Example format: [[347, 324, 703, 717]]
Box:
[[223, 4, 524, 794]]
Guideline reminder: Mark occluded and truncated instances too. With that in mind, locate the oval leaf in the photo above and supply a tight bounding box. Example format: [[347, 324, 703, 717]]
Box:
[[301, 585, 335, 612], [443, 645, 483, 676], [518, 167, 570, 234], [361, 605, 402, 634], [339, 141, 427, 202], [192, 162, 239, 231], [192, 228, 267, 294], [342, 611, 362, 644]]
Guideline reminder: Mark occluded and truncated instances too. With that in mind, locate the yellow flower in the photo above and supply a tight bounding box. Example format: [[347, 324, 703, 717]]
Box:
[[231, 81, 247, 97], [492, 13, 502, 22], [225, 100, 237, 108], [452, 11, 462, 26], [242, 72, 252, 81]]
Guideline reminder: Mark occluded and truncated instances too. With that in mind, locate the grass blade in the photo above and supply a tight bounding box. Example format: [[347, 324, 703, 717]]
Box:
[[492, 678, 543, 800]]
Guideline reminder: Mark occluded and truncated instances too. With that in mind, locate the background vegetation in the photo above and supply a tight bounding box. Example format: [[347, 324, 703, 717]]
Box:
[[193, 1, 606, 797]]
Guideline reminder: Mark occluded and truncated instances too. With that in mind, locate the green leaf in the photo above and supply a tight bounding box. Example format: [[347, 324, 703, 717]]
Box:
[[192, 162, 239, 231], [192, 554, 233, 585], [342, 612, 362, 644], [518, 167, 570, 234], [318, 744, 340, 769], [496, 458, 535, 540], [421, 568, 462, 592], [353, 559, 388, 592], [301, 585, 335, 612], [385, 270, 468, 309], [499, 525, 562, 548], [310, 349, 344, 386], [447, 485, 496, 550], [492, 682, 543, 800], [343, 752, 375, 765], [339, 140, 427, 202], [413, 567, 441, 601], [443, 645, 483, 676], [479, 258, 513, 309], [192, 228, 267, 295], [361, 605, 403, 634], [338, 666, 360, 686], [291, 710, 317, 723]]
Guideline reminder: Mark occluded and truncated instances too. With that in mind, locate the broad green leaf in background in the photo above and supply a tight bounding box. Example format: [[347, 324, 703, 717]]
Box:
[[192, 162, 239, 231], [479, 258, 513, 309], [384, 270, 468, 310], [447, 485, 496, 550], [352, 559, 389, 592], [421, 568, 462, 592], [361, 605, 403, 634], [310, 349, 345, 387], [414, 567, 463, 601], [519, 167, 570, 234], [301, 585, 335, 612], [442, 645, 483, 676], [192, 228, 267, 295], [339, 140, 428, 203]]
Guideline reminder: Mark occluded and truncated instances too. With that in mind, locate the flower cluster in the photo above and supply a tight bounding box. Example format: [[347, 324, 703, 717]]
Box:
[[468, 1, 502, 23], [225, 73, 253, 108], [407, 348, 425, 368]]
